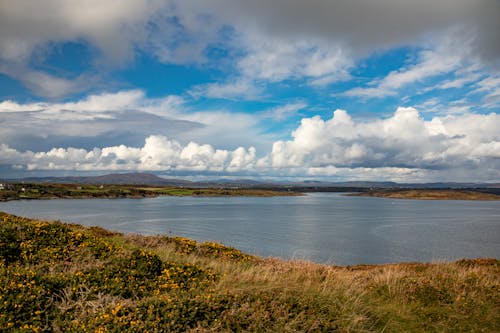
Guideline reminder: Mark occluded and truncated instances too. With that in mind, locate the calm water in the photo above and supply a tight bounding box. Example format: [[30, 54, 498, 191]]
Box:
[[1, 193, 499, 265]]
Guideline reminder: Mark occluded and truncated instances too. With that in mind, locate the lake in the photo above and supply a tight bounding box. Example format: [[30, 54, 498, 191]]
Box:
[[1, 193, 499, 265]]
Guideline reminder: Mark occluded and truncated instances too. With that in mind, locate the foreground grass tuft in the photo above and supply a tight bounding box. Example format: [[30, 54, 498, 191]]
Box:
[[1, 212, 499, 332]]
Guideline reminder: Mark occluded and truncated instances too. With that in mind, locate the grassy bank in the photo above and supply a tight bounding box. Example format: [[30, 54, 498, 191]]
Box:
[[351, 189, 500, 200], [0, 183, 299, 202], [1, 213, 499, 332]]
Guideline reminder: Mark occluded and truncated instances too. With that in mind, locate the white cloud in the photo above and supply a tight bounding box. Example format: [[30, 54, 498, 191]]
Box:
[[0, 0, 164, 63], [189, 79, 263, 100], [473, 76, 500, 107], [0, 90, 150, 120], [189, 36, 352, 100], [475, 76, 500, 93], [266, 107, 500, 178], [261, 102, 307, 120], [0, 90, 269, 154], [345, 34, 468, 98], [4, 0, 497, 66], [2, 0, 498, 98], [237, 37, 351, 84], [304, 166, 428, 183], [415, 97, 476, 117], [0, 63, 98, 99], [0, 0, 166, 97], [0, 100, 46, 112], [436, 73, 482, 90], [0, 135, 257, 173], [2, 105, 499, 181]]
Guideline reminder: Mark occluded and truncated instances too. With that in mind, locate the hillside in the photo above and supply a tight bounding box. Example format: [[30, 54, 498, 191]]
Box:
[[1, 213, 498, 332]]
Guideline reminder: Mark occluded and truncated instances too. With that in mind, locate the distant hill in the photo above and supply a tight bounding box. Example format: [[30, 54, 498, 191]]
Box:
[[5, 172, 500, 189], [7, 173, 193, 186], [82, 173, 193, 186]]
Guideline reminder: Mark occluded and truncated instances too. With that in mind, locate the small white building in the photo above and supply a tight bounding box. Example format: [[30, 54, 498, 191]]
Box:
[[0, 183, 4, 190]]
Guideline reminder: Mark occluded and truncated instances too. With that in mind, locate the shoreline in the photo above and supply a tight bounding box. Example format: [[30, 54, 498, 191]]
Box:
[[0, 183, 302, 202], [349, 189, 500, 200]]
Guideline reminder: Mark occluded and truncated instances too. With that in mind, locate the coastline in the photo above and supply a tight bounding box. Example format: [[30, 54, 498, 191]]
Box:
[[0, 183, 302, 202], [349, 189, 500, 200]]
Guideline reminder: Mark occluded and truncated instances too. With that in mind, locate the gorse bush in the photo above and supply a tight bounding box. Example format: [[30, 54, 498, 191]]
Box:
[[1, 212, 499, 332], [0, 213, 216, 332], [167, 236, 254, 262]]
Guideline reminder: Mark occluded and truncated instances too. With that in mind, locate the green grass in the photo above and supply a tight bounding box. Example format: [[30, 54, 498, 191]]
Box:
[[1, 212, 499, 332]]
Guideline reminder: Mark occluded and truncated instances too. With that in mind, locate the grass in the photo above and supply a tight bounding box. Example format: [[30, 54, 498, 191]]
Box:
[[1, 212, 499, 332], [352, 189, 500, 200]]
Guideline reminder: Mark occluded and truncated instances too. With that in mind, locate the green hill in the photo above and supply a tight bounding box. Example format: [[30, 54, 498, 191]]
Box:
[[1, 212, 498, 332]]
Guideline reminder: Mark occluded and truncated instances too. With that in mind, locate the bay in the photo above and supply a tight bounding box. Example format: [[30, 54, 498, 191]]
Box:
[[1, 193, 499, 265]]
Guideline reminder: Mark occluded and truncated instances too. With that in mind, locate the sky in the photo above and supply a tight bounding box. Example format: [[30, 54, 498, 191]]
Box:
[[0, 0, 499, 182]]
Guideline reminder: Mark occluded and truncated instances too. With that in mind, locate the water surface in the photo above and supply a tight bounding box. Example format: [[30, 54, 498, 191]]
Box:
[[1, 193, 498, 265]]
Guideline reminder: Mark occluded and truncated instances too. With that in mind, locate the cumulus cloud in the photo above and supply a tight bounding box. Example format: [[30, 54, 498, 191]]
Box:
[[265, 107, 500, 178], [0, 135, 257, 173], [2, 106, 499, 181]]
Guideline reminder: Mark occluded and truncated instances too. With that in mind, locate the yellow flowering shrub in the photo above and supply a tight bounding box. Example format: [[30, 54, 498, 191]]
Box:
[[0, 213, 216, 332]]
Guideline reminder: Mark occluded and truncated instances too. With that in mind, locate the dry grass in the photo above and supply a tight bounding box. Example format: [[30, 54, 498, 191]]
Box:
[[353, 189, 500, 200]]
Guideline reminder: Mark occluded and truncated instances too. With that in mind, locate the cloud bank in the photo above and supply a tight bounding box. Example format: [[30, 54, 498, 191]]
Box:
[[2, 106, 498, 181], [0, 136, 256, 173], [267, 108, 499, 172]]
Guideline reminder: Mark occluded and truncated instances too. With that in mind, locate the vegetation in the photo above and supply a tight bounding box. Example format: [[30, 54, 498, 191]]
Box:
[[1, 212, 499, 332], [0, 183, 299, 202], [351, 189, 500, 200]]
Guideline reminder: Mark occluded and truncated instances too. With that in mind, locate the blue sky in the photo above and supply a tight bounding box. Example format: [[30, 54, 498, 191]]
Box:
[[0, 0, 499, 182]]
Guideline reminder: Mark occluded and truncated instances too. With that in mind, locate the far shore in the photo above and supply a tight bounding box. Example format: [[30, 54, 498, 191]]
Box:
[[349, 189, 500, 200], [2, 183, 499, 202], [0, 183, 301, 202]]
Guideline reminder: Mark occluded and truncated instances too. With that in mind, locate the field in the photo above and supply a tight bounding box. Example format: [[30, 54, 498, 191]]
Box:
[[352, 189, 500, 200], [1, 212, 498, 332]]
